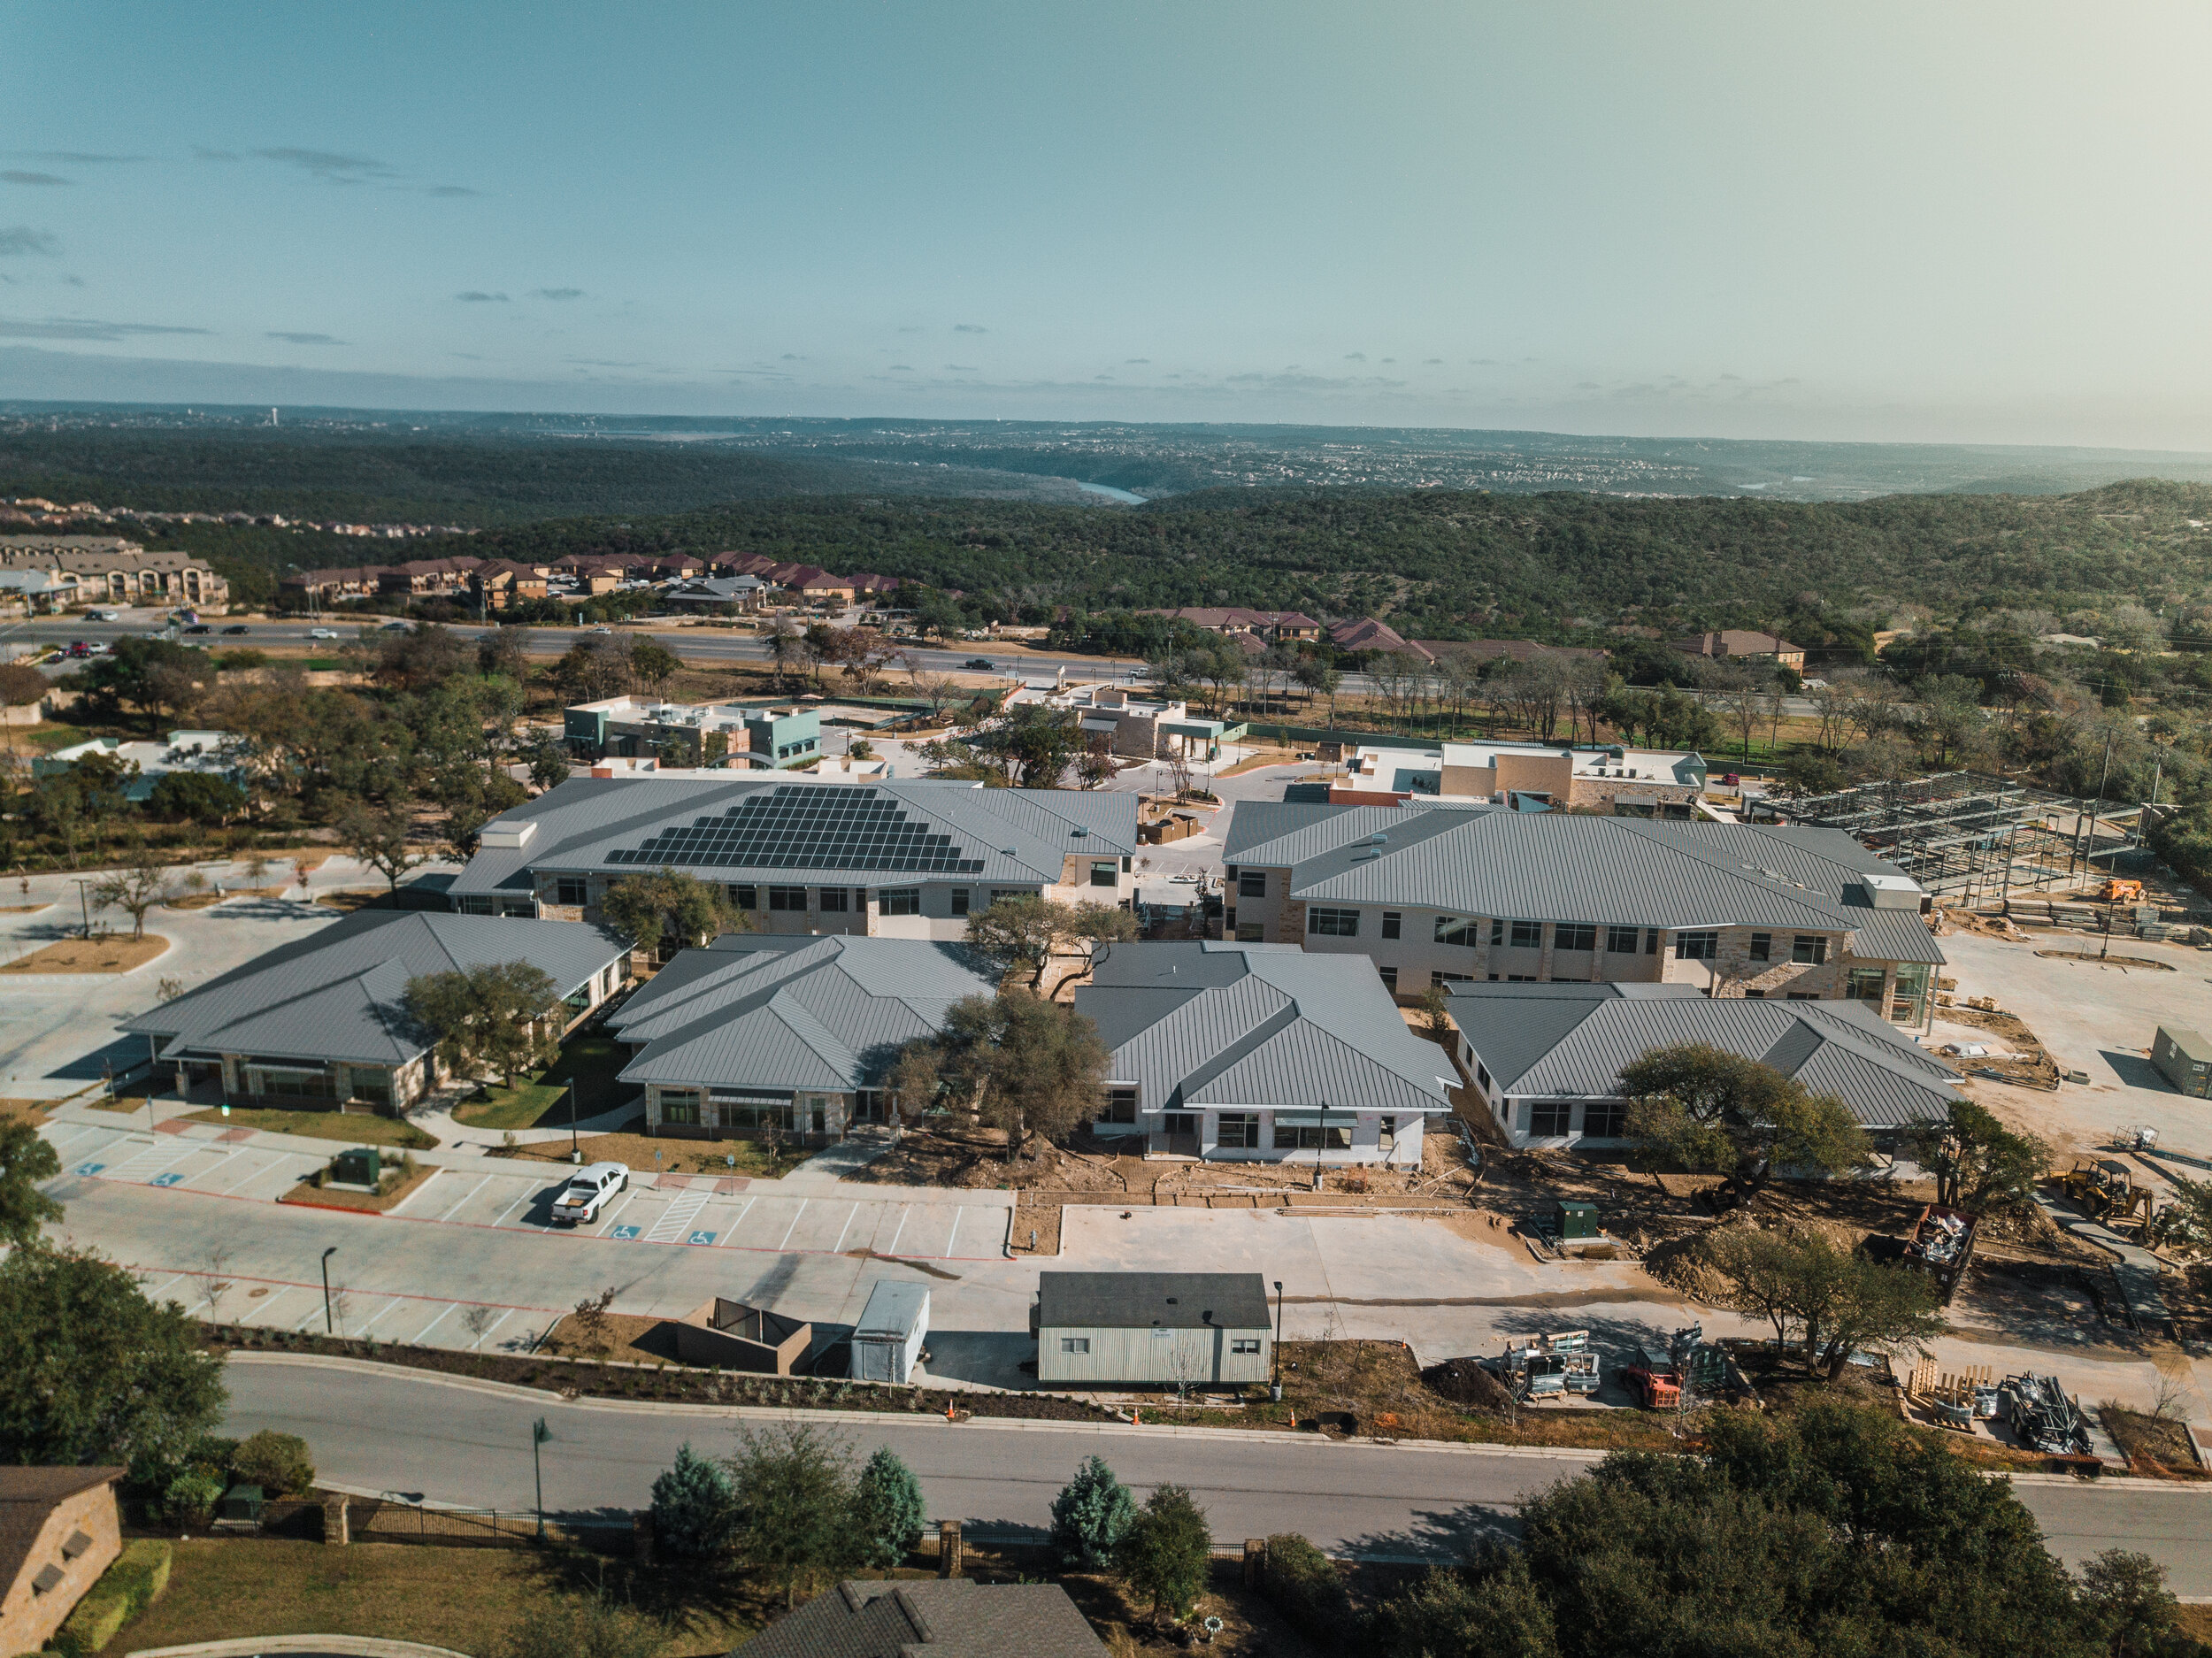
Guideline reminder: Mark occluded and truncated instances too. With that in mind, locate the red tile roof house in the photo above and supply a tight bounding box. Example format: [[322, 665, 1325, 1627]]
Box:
[[1326, 617, 1424, 656], [1671, 629, 1807, 672], [1140, 606, 1320, 641], [376, 556, 484, 596], [0, 1466, 126, 1655]]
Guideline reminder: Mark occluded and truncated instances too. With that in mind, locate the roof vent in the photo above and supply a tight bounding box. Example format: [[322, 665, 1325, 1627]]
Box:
[[1368, 833, 1388, 845], [1165, 1295, 1179, 1303], [1071, 825, 1089, 837]]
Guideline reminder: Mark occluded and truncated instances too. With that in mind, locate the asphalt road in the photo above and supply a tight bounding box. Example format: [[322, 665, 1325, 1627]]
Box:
[[224, 1358, 2212, 1583]]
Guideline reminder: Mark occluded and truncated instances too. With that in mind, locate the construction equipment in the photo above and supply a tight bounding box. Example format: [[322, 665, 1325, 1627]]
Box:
[[1495, 1329, 1601, 1401], [1900, 1203, 1979, 1300], [1622, 1324, 1730, 1409], [1904, 1358, 1997, 1428], [2056, 1157, 2154, 1227], [2097, 878, 2145, 904], [2000, 1374, 2092, 1456]]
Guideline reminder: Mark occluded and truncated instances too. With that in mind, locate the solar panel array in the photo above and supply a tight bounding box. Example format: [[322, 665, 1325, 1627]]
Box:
[[604, 786, 987, 874]]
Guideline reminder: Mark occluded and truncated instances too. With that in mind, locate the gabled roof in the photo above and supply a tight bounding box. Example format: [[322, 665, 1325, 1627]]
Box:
[[741, 1577, 1109, 1658], [1326, 617, 1417, 654], [1445, 981, 1960, 1128], [611, 934, 1001, 1092], [0, 1467, 123, 1605], [450, 776, 1140, 895], [1075, 941, 1452, 1115], [123, 911, 630, 1066], [1220, 802, 1946, 963]]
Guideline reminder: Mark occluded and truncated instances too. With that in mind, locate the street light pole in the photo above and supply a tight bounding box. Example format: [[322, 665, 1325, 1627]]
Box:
[[320, 1246, 337, 1333], [1271, 1279, 1285, 1403], [73, 878, 91, 940], [532, 1417, 550, 1539], [567, 1083, 580, 1163]]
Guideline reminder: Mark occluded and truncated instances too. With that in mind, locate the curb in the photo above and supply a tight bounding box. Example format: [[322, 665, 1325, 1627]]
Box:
[[129, 1641, 472, 1658]]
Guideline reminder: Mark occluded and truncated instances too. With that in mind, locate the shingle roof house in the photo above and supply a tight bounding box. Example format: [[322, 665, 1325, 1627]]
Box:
[[0, 1467, 125, 1657], [123, 910, 631, 1111], [1221, 802, 1944, 1026], [1446, 980, 1961, 1148], [1074, 940, 1453, 1164], [449, 775, 1139, 940], [611, 934, 1001, 1141], [738, 1577, 1108, 1658]]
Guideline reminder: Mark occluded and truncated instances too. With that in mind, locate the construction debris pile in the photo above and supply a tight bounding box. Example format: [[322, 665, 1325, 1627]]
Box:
[[2001, 1373, 2093, 1457], [1494, 1329, 1601, 1401]]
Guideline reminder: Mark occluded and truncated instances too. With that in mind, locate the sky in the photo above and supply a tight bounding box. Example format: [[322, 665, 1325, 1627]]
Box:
[[4, 1, 2212, 449]]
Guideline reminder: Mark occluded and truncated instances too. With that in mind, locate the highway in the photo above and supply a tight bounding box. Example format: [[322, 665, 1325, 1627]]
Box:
[[225, 1357, 2212, 1582]]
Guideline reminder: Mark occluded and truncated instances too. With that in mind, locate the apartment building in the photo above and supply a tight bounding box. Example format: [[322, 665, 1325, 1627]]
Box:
[[449, 773, 1140, 933], [0, 535, 229, 611], [1219, 801, 1944, 1026], [1340, 741, 1707, 814]]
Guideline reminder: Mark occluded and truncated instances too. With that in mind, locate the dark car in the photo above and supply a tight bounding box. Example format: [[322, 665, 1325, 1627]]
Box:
[[963, 657, 996, 671], [222, 625, 250, 635], [183, 624, 211, 634]]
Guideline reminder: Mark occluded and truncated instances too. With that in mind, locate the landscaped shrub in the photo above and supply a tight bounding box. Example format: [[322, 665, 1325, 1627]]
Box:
[[1263, 1532, 1357, 1643], [161, 1470, 222, 1528], [650, 1442, 735, 1557], [52, 1539, 172, 1657], [233, 1428, 315, 1493], [1049, 1455, 1137, 1570], [856, 1447, 928, 1567]]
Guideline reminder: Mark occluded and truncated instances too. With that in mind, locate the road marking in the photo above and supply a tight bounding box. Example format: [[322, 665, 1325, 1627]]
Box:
[[593, 1190, 641, 1236], [883, 1205, 910, 1256], [354, 1298, 406, 1336], [411, 1301, 461, 1347], [713, 1194, 757, 1245], [44, 1124, 107, 1153], [471, 1308, 515, 1352], [686, 1231, 717, 1246], [150, 1171, 185, 1186], [943, 1207, 963, 1259], [181, 1147, 245, 1187], [435, 1172, 496, 1223], [610, 1224, 642, 1240], [830, 1202, 859, 1255], [646, 1189, 711, 1244], [142, 1272, 189, 1301], [776, 1199, 810, 1250], [216, 1155, 278, 1195], [72, 1163, 107, 1177], [490, 1185, 538, 1227]]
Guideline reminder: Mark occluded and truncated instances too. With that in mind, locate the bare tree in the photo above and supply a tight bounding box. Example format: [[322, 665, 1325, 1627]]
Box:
[[462, 1304, 498, 1347], [196, 1245, 234, 1324], [92, 845, 173, 941]]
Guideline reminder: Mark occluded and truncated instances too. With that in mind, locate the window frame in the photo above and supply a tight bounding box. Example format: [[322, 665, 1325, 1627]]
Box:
[[1216, 1111, 1259, 1149], [817, 887, 849, 913], [1526, 1100, 1572, 1138], [1090, 860, 1118, 888], [1307, 907, 1360, 938], [1434, 914, 1480, 948], [1674, 929, 1719, 961], [1606, 925, 1640, 954], [1380, 910, 1402, 940], [767, 885, 808, 912], [1509, 918, 1542, 949], [1747, 932, 1772, 962], [949, 887, 970, 916], [554, 876, 588, 907], [1238, 869, 1268, 898], [1554, 922, 1596, 953], [1582, 1099, 1628, 1139], [880, 887, 921, 917], [1791, 934, 1828, 965]]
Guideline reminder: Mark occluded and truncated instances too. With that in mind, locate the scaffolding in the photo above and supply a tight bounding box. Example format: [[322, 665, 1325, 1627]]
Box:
[[1750, 771, 2145, 904]]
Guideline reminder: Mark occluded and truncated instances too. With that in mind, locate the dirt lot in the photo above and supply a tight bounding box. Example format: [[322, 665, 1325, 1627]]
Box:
[[490, 1130, 810, 1179], [0, 933, 170, 972]]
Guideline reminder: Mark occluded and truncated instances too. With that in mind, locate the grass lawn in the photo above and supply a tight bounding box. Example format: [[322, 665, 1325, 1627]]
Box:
[[181, 1107, 439, 1149], [495, 1130, 810, 1179], [456, 1032, 634, 1131]]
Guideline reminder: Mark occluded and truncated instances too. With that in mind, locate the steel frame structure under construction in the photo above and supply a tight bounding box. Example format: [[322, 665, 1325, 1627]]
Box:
[[1752, 771, 2140, 903]]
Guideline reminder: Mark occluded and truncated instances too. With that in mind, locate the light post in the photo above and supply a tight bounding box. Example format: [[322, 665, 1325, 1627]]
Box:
[[1271, 1279, 1285, 1403], [566, 1083, 580, 1163], [320, 1246, 337, 1333], [72, 878, 92, 940], [532, 1417, 550, 1539]]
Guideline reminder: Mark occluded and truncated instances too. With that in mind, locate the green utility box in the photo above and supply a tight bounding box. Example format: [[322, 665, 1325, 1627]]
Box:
[[1555, 1200, 1600, 1241], [2150, 1027, 2211, 1099], [332, 1146, 381, 1186]]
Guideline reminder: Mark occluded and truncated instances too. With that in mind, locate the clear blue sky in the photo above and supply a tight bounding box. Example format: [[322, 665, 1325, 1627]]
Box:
[[4, 1, 2209, 447]]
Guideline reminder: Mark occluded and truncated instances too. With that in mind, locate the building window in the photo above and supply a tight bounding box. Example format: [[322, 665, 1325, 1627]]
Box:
[[1308, 908, 1360, 938], [1239, 869, 1267, 898], [991, 887, 1027, 902], [949, 888, 970, 916], [1061, 1337, 1090, 1354], [1674, 930, 1718, 961], [1099, 1088, 1138, 1125], [1377, 965, 1398, 993], [1475, 1062, 1493, 1090], [1380, 911, 1402, 940], [1606, 925, 1640, 954], [1285, 1125, 1352, 1150], [818, 888, 849, 913], [1583, 1099, 1627, 1138], [1527, 1100, 1572, 1137], [881, 887, 921, 916], [768, 886, 808, 911], [1746, 988, 1767, 998], [1490, 917, 1504, 947], [1646, 928, 1661, 955], [1748, 932, 1772, 962], [458, 895, 496, 917], [1787, 992, 1820, 1001], [1848, 966, 1887, 1002], [1792, 935, 1828, 965], [1554, 922, 1595, 953], [1217, 1112, 1258, 1148], [730, 885, 757, 910], [1435, 971, 1474, 984], [1435, 915, 1480, 948], [1091, 861, 1118, 888], [660, 1092, 703, 1126], [1892, 963, 1931, 1021], [555, 877, 588, 907], [1509, 919, 1542, 949], [1232, 1338, 1262, 1355], [1235, 923, 1265, 942]]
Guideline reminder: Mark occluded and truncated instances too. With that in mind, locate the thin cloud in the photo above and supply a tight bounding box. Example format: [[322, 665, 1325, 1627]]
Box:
[[1425, 357, 1443, 365], [0, 227, 59, 257], [2, 172, 69, 187], [944, 364, 977, 372], [953, 323, 987, 334], [0, 315, 211, 340], [9, 150, 143, 165], [254, 148, 393, 182], [564, 357, 639, 368], [1125, 357, 1149, 365], [455, 290, 510, 303], [533, 288, 584, 300], [265, 331, 345, 344], [1343, 352, 1366, 362], [888, 364, 914, 371], [193, 147, 241, 162], [425, 185, 480, 197]]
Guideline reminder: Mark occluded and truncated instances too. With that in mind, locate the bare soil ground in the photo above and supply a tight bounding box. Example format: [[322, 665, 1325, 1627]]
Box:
[[488, 1129, 809, 1179], [0, 933, 170, 972], [2097, 1404, 2208, 1479], [277, 1159, 436, 1214]]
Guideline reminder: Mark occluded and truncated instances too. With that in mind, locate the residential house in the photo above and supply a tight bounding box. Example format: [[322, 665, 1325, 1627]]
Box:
[[34, 730, 242, 804], [1326, 616, 1418, 656], [469, 559, 551, 610], [0, 535, 228, 612], [1137, 606, 1321, 642], [1075, 940, 1453, 1164], [613, 933, 1001, 1140], [448, 774, 1140, 931], [1671, 629, 1807, 672], [123, 910, 632, 1109], [1340, 740, 1707, 814], [1446, 980, 1959, 1149], [0, 1467, 125, 1656], [1219, 802, 1945, 1025], [738, 1578, 1109, 1658], [1034, 1271, 1272, 1387]]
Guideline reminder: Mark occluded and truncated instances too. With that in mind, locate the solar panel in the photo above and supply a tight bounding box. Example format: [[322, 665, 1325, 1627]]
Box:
[[604, 786, 987, 874]]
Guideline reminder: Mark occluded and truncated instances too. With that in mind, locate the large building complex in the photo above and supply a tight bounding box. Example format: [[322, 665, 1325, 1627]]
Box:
[[0, 535, 228, 612], [1337, 740, 1708, 815], [1220, 802, 1944, 1026]]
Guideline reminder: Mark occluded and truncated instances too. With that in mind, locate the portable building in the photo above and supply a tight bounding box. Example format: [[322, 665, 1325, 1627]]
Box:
[[2150, 1026, 2212, 1099], [849, 1281, 929, 1384], [1033, 1271, 1271, 1388]]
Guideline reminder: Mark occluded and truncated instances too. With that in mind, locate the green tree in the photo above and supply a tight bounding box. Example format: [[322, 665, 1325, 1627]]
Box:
[[964, 894, 1064, 978], [855, 1446, 928, 1568], [2078, 1550, 2187, 1658], [1705, 1226, 1946, 1378], [1909, 1099, 2048, 1217], [0, 1246, 227, 1472], [629, 637, 682, 698], [1049, 1455, 1138, 1570], [81, 637, 203, 726], [0, 1117, 63, 1248], [334, 795, 425, 894], [148, 771, 249, 826], [1258, 1534, 1359, 1648], [724, 1421, 866, 1608], [232, 1429, 315, 1494], [1116, 1483, 1213, 1621], [923, 991, 1110, 1160], [651, 1441, 736, 1559], [1621, 1042, 1869, 1200], [1371, 1549, 1558, 1658], [403, 961, 562, 1087], [599, 868, 741, 956]]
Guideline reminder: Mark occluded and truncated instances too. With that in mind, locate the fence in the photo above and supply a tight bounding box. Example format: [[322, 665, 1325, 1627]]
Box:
[[349, 1500, 626, 1551]]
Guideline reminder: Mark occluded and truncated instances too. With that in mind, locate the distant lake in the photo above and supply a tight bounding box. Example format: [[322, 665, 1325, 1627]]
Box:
[[1076, 481, 1147, 504]]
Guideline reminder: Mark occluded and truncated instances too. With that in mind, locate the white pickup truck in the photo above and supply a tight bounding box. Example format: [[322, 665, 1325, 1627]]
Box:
[[550, 1161, 629, 1226]]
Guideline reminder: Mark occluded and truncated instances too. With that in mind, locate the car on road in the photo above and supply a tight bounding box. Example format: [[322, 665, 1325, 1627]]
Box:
[[379, 620, 412, 632], [551, 1161, 629, 1226], [183, 624, 211, 634], [222, 625, 250, 634], [309, 626, 339, 640], [963, 657, 996, 671]]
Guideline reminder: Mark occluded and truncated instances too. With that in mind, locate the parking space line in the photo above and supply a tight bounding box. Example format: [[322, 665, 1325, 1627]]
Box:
[[471, 1308, 514, 1352], [44, 1124, 109, 1153], [943, 1208, 963, 1259], [883, 1205, 910, 1256], [593, 1190, 641, 1237], [142, 1272, 188, 1301], [411, 1302, 460, 1347], [490, 1184, 538, 1227], [177, 1147, 244, 1187], [241, 1287, 299, 1326], [216, 1155, 280, 1195], [354, 1298, 406, 1336], [775, 1199, 810, 1250], [713, 1195, 757, 1244], [435, 1172, 496, 1222], [830, 1202, 858, 1255], [386, 1168, 444, 1216]]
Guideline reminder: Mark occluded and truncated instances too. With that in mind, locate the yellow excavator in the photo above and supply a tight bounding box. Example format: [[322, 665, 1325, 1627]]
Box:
[[2056, 1157, 2156, 1228]]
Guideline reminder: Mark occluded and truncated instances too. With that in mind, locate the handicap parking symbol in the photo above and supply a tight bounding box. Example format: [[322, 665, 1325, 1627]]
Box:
[[686, 1231, 717, 1247], [610, 1224, 642, 1240], [150, 1171, 184, 1186], [74, 1163, 105, 1177]]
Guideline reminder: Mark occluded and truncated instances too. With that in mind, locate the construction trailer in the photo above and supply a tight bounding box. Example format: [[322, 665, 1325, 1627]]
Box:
[[1495, 1329, 1601, 1401], [849, 1281, 929, 1385], [1900, 1204, 1979, 1301], [2150, 1026, 2212, 1099]]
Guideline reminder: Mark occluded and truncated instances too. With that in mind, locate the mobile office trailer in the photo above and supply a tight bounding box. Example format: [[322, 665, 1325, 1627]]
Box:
[[849, 1281, 928, 1384], [1034, 1271, 1272, 1388], [2150, 1026, 2211, 1099]]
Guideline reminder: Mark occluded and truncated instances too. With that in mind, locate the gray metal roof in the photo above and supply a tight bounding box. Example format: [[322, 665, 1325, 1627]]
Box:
[[611, 934, 1000, 1092], [1075, 941, 1453, 1115], [1445, 980, 1961, 1128], [121, 911, 631, 1067], [1222, 802, 1946, 964], [739, 1578, 1108, 1658], [1037, 1270, 1271, 1332], [853, 1280, 930, 1340], [450, 775, 1138, 895]]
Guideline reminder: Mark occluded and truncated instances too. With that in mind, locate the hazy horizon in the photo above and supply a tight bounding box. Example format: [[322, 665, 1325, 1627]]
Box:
[[7, 2, 2212, 449]]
